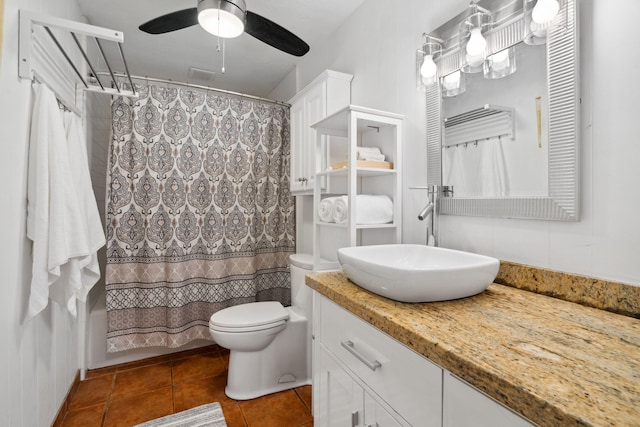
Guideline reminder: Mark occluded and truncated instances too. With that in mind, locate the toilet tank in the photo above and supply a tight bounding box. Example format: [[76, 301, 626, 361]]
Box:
[[289, 254, 317, 314]]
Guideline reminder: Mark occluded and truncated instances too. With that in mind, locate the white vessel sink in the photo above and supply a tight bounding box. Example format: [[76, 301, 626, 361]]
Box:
[[337, 244, 499, 303]]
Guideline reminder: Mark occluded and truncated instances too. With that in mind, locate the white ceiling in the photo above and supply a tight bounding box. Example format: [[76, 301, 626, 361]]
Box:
[[76, 0, 365, 97]]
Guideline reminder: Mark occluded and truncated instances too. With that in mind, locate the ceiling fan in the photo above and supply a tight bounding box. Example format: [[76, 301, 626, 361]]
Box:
[[139, 0, 310, 57]]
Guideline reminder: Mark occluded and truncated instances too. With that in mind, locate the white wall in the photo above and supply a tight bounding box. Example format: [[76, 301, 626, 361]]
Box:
[[0, 0, 85, 425], [282, 0, 640, 287]]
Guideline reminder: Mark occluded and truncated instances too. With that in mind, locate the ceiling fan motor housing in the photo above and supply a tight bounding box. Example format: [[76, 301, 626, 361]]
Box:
[[198, 0, 247, 38]]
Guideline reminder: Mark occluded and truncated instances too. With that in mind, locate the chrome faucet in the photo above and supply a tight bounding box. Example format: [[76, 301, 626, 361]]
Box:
[[417, 201, 434, 221], [417, 185, 439, 246]]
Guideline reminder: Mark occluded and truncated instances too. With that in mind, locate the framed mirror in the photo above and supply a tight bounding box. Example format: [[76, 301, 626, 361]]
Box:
[[425, 0, 579, 220]]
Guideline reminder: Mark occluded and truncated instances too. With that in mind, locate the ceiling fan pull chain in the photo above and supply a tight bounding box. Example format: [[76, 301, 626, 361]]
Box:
[[217, 0, 225, 73], [216, 1, 221, 52], [222, 38, 226, 74]]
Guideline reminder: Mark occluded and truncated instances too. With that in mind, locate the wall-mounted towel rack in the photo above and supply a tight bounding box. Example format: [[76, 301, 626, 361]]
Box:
[[443, 104, 515, 148], [19, 11, 137, 113]]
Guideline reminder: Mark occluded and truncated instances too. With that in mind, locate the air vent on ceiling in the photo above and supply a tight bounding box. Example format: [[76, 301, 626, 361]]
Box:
[[188, 67, 216, 83]]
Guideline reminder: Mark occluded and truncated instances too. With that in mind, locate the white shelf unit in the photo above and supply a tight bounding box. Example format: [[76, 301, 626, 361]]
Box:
[[311, 105, 403, 270]]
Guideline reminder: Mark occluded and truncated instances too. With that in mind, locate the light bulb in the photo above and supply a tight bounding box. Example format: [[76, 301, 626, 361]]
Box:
[[198, 8, 245, 38], [420, 54, 438, 82], [531, 0, 560, 24], [466, 28, 487, 57]]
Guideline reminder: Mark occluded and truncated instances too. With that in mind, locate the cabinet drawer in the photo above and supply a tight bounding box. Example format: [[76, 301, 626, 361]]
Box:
[[319, 297, 442, 427]]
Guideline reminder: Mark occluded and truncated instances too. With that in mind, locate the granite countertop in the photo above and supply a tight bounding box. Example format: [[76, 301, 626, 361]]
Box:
[[306, 271, 640, 427]]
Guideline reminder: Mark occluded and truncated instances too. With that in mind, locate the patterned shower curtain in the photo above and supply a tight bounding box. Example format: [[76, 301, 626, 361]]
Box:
[[105, 83, 295, 352]]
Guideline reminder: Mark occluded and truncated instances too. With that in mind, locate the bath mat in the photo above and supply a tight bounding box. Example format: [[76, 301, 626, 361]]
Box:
[[134, 402, 227, 427]]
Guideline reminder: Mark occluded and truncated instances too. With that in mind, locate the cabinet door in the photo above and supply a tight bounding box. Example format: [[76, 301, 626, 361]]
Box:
[[289, 81, 326, 194], [364, 393, 405, 427], [443, 373, 535, 427], [317, 345, 364, 427], [289, 99, 306, 193], [304, 81, 326, 191]]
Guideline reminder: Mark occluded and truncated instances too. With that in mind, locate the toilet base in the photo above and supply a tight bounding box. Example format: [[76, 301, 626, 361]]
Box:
[[224, 309, 310, 400]]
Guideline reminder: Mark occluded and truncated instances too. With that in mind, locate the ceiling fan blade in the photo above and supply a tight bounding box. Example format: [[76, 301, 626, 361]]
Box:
[[245, 11, 310, 57], [139, 8, 199, 34]]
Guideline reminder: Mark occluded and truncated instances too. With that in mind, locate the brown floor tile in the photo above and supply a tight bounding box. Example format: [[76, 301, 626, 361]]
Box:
[[111, 362, 172, 399], [69, 374, 114, 410], [295, 385, 312, 413], [62, 346, 312, 427], [220, 349, 230, 368], [61, 404, 105, 427], [113, 354, 173, 372], [85, 365, 118, 380], [172, 351, 227, 384], [169, 343, 222, 360], [103, 387, 173, 427], [220, 402, 248, 427], [239, 389, 313, 427], [173, 374, 235, 412]]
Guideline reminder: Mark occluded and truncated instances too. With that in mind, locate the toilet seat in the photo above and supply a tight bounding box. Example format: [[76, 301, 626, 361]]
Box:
[[209, 301, 289, 333]]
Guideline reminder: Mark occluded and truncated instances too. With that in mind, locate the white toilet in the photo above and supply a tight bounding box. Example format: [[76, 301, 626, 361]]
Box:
[[209, 253, 321, 400]]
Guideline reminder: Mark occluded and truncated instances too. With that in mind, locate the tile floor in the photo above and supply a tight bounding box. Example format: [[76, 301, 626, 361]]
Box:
[[58, 344, 313, 427]]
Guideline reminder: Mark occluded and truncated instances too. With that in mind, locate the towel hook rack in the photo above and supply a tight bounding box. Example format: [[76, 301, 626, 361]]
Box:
[[19, 10, 138, 111]]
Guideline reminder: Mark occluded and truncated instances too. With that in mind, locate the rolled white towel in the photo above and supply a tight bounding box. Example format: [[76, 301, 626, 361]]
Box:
[[318, 197, 337, 223], [332, 195, 394, 224], [333, 196, 349, 224]]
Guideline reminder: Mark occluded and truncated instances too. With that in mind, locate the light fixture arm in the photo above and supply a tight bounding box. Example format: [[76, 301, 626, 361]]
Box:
[[420, 33, 443, 57], [468, 1, 490, 16]]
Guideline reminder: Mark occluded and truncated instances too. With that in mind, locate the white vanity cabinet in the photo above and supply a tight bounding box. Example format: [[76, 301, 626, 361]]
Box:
[[314, 294, 443, 427], [312, 292, 537, 427], [288, 70, 352, 195]]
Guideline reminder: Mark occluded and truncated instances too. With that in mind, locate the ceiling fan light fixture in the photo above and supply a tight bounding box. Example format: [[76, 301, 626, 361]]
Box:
[[198, 0, 246, 38]]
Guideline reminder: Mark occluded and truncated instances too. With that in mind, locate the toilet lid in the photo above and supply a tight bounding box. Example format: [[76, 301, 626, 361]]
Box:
[[209, 301, 289, 330]]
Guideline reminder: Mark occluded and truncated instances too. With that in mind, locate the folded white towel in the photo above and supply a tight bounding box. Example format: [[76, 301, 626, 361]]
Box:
[[358, 152, 386, 162], [356, 146, 381, 155], [332, 195, 393, 224], [356, 146, 384, 161], [318, 197, 338, 223]]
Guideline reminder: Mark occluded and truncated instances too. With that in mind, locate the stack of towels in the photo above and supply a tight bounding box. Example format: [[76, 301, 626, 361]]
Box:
[[318, 195, 393, 224], [356, 146, 385, 162]]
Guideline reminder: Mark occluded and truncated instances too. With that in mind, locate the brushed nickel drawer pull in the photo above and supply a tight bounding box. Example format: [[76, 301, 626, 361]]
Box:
[[341, 340, 382, 371]]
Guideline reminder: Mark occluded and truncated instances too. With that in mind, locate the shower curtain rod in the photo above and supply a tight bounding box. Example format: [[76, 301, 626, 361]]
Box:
[[96, 72, 290, 107]]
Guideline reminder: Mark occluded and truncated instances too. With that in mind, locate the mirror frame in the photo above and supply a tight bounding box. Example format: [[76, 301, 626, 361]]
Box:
[[427, 0, 579, 221]]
